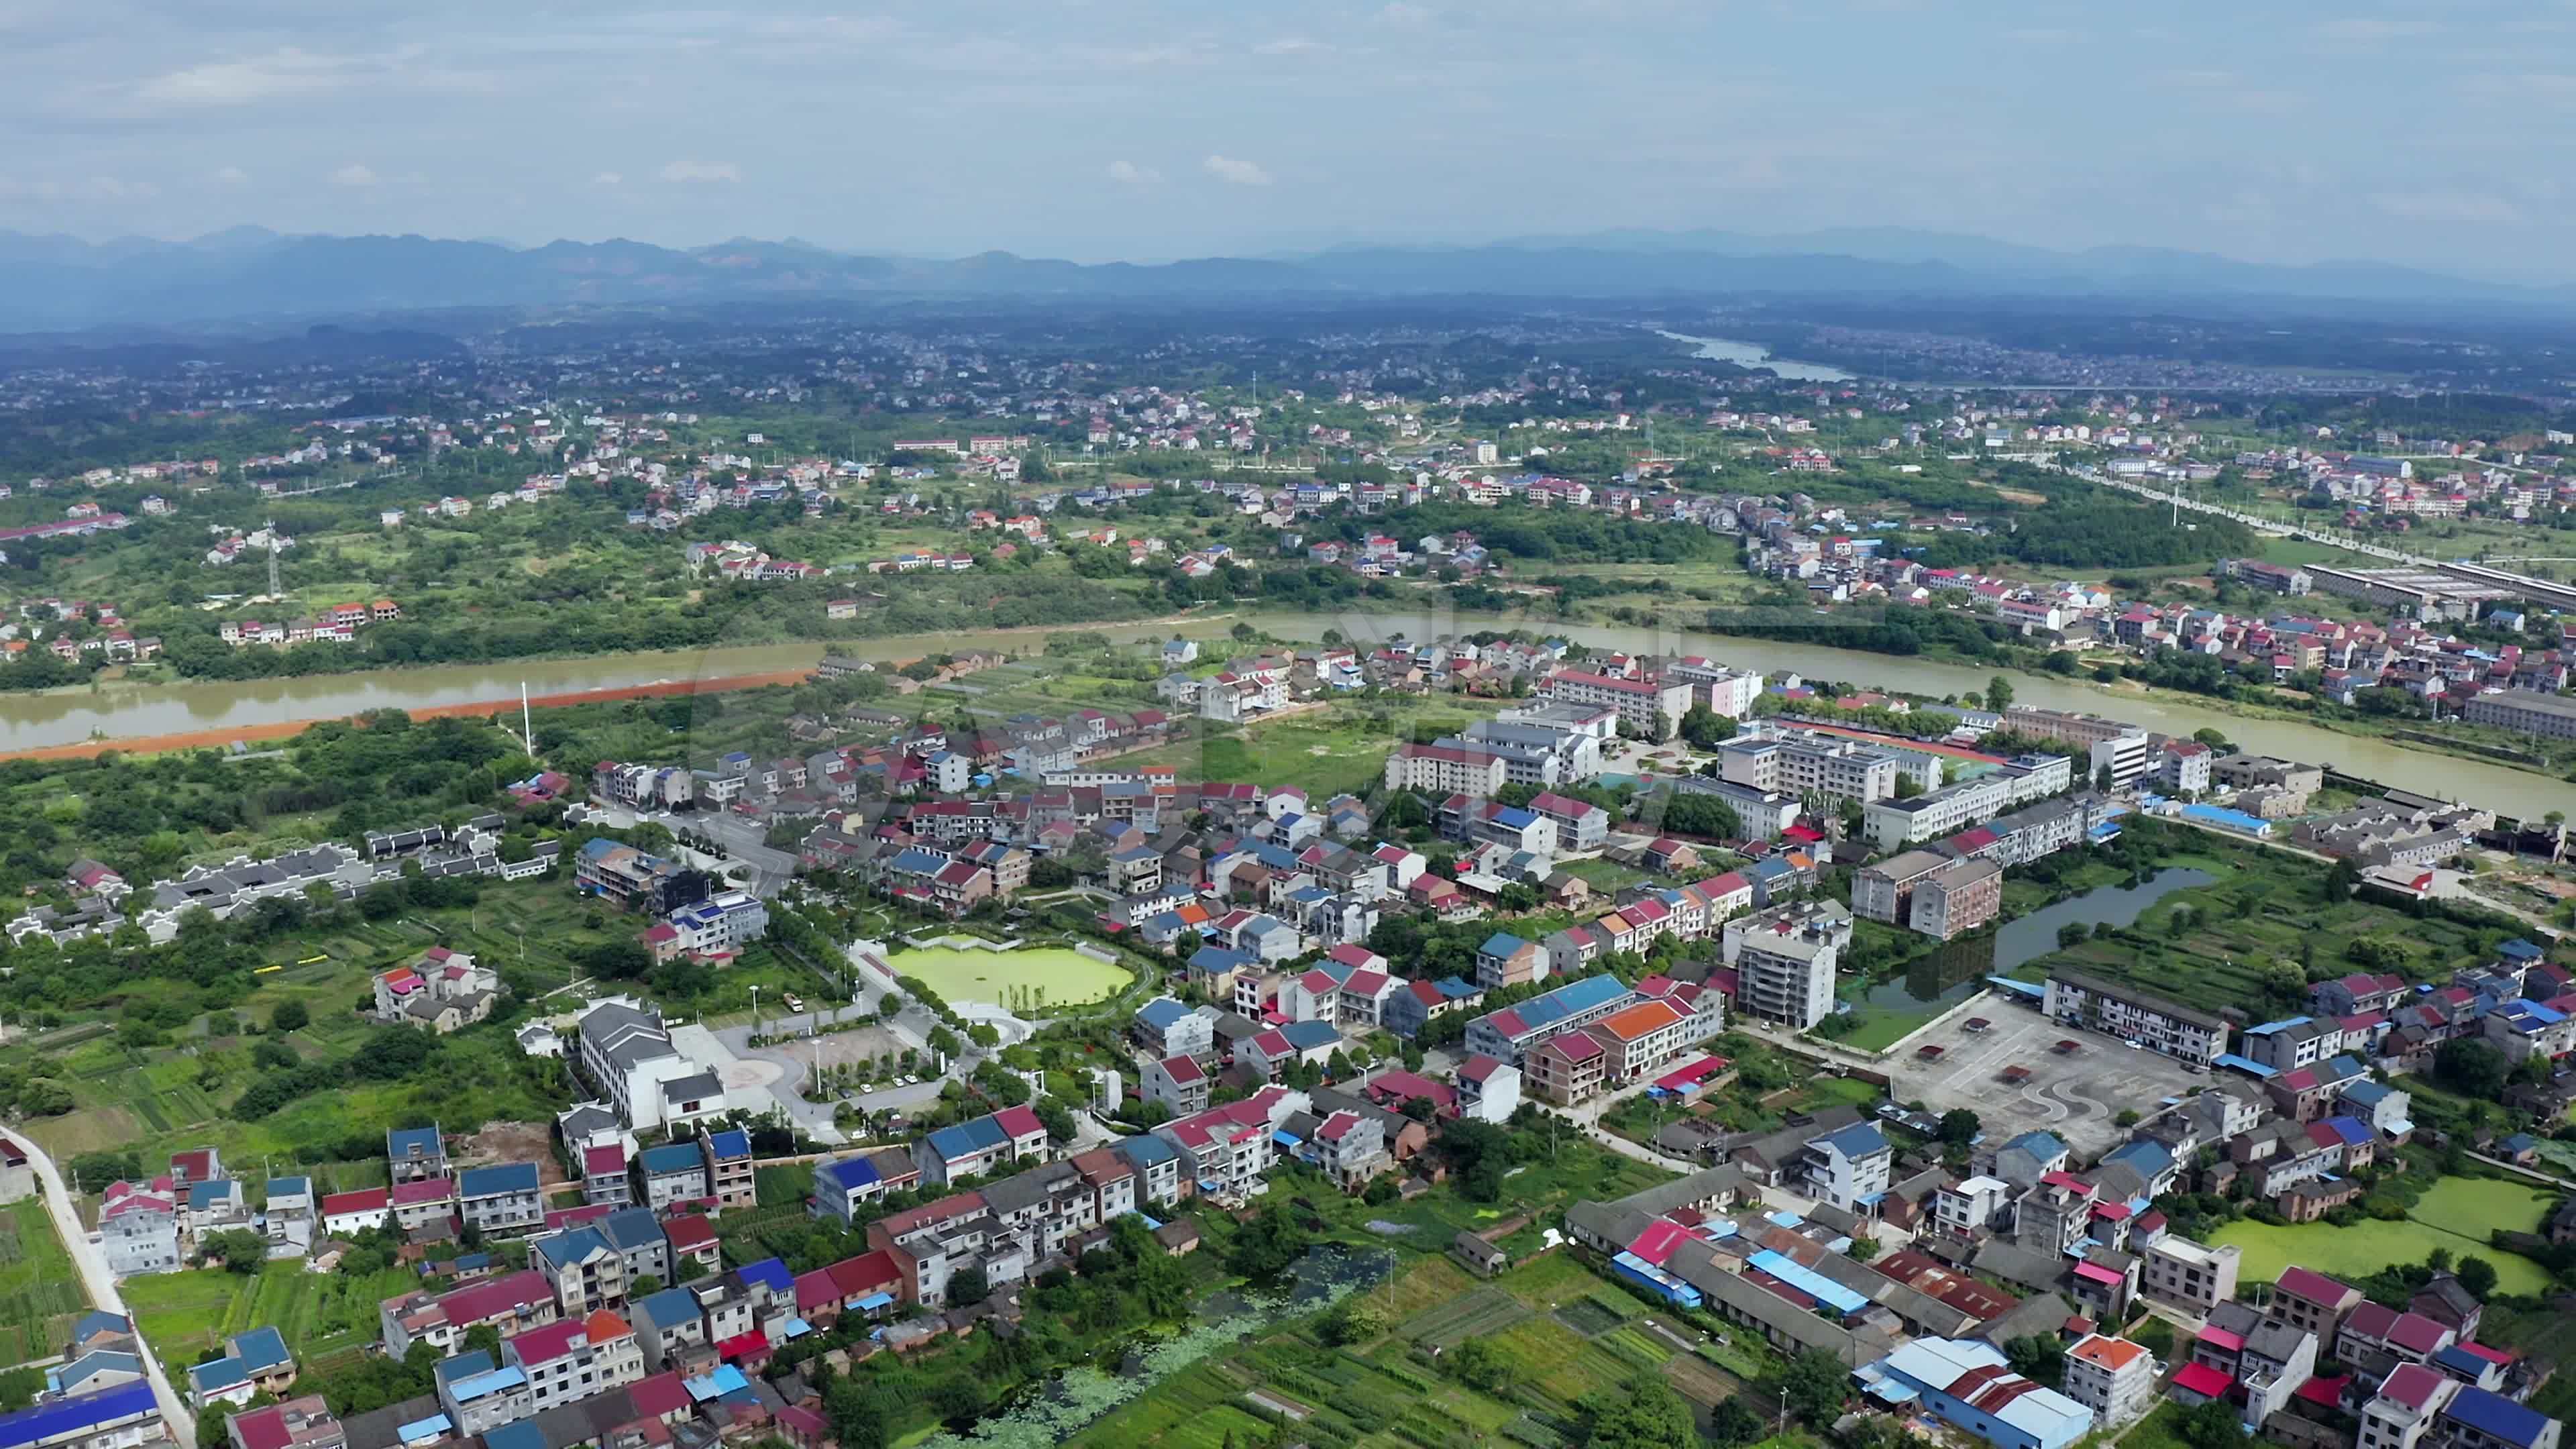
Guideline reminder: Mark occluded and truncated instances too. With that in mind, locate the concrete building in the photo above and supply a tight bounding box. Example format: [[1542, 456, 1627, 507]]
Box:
[[2061, 1335, 2157, 1425], [1537, 670, 1693, 741], [2463, 689, 2576, 741], [1719, 736, 1901, 804], [2043, 970, 2228, 1066], [1911, 857, 2003, 941], [1733, 906, 1841, 1030], [2140, 1236, 2242, 1313]]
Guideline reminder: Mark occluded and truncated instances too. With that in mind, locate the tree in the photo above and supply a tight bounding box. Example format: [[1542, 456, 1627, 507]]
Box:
[[1707, 1398, 1766, 1448], [1986, 675, 2014, 712], [2095, 763, 2115, 792], [1226, 1203, 1310, 1278], [1764, 1348, 1851, 1426], [949, 1265, 990, 1306], [2455, 1256, 2499, 1299], [1316, 1295, 1382, 1346], [2434, 1038, 2510, 1099], [1447, 1336, 1508, 1391], [2005, 1334, 2065, 1387], [270, 1000, 309, 1032], [2179, 1398, 2246, 1449], [2325, 855, 2361, 900], [1582, 1373, 1695, 1449], [1937, 1109, 1981, 1148]]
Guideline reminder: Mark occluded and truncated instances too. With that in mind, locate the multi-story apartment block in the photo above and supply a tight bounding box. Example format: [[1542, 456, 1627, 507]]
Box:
[[1537, 670, 1693, 740], [1382, 743, 1509, 796], [1854, 849, 1948, 925], [1719, 736, 1901, 804], [2043, 971, 2228, 1065], [575, 1000, 704, 1131], [432, 1350, 533, 1436], [1799, 1122, 1892, 1210], [1733, 909, 1841, 1030], [1911, 857, 2003, 940], [530, 1226, 629, 1317], [635, 1144, 709, 1211]]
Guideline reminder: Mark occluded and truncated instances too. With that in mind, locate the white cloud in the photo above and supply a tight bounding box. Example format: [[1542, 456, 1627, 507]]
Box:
[[211, 166, 250, 184], [1376, 2, 1433, 25], [1106, 160, 1161, 185], [327, 163, 378, 187], [140, 48, 359, 107], [1254, 38, 1330, 55], [2369, 190, 2524, 223], [1203, 154, 1273, 186], [658, 159, 740, 184], [592, 170, 623, 186]]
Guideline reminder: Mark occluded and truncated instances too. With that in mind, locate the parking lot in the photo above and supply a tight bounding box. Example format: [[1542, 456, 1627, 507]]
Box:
[[1880, 998, 2204, 1157]]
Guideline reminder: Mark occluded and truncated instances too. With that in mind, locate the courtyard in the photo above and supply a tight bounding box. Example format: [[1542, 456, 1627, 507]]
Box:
[[1879, 993, 2206, 1157]]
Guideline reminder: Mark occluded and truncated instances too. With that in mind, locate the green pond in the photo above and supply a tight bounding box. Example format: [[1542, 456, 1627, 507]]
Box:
[[2210, 1175, 2557, 1295]]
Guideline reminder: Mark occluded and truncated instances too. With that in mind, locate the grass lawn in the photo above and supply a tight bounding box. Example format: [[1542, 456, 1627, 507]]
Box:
[[0, 1199, 90, 1366], [125, 1260, 419, 1371], [883, 945, 1133, 1013], [1123, 696, 1505, 800], [1559, 858, 1652, 892], [2210, 1176, 2557, 1295]]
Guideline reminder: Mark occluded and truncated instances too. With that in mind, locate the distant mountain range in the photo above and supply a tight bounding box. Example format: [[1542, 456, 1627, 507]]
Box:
[[0, 224, 2565, 335]]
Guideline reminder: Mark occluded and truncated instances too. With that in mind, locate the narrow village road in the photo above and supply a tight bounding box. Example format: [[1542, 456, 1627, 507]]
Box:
[[8, 1132, 197, 1443]]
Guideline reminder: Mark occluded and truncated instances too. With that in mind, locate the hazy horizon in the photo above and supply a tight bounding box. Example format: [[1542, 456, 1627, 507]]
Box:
[[6, 2, 2569, 284]]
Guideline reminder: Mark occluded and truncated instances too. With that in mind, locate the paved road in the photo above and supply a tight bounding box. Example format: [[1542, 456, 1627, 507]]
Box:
[[9, 1132, 196, 1443]]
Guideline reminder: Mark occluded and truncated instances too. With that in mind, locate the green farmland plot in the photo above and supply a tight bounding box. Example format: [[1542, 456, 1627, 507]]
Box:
[[0, 1201, 90, 1367]]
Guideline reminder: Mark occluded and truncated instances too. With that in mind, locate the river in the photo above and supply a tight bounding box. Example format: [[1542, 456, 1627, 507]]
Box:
[[0, 618, 1214, 754], [1238, 608, 2576, 817], [1656, 329, 1854, 382], [6, 603, 2567, 816]]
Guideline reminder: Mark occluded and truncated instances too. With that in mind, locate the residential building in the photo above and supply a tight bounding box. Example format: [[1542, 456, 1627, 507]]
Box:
[[1911, 857, 2003, 940], [458, 1163, 545, 1237], [1734, 906, 1841, 1030], [1866, 1338, 2093, 1449], [2042, 970, 2228, 1065], [99, 1180, 180, 1277], [1538, 671, 1693, 740], [575, 1000, 705, 1132], [1800, 1122, 1893, 1212], [2061, 1335, 2157, 1425], [2141, 1236, 2241, 1313]]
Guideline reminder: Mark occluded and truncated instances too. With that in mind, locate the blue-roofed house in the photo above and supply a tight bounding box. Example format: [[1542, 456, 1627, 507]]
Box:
[[186, 1326, 294, 1410], [529, 1226, 624, 1315], [1460, 973, 1633, 1062], [596, 1205, 671, 1285], [808, 1148, 920, 1227], [913, 1105, 1049, 1187], [2099, 1140, 2180, 1197], [66, 1311, 133, 1355], [1993, 1130, 2071, 1188], [698, 1128, 755, 1210], [261, 1175, 315, 1255], [2338, 1077, 2414, 1138], [1232, 914, 1301, 963], [637, 1142, 709, 1212], [433, 1349, 532, 1436], [1112, 1132, 1183, 1208], [44, 1351, 140, 1400], [2436, 1383, 2556, 1449], [386, 1124, 447, 1183], [631, 1288, 709, 1371], [457, 1162, 544, 1236], [1799, 1122, 1892, 1211], [1133, 996, 1214, 1059], [1185, 945, 1254, 998], [1476, 932, 1545, 990]]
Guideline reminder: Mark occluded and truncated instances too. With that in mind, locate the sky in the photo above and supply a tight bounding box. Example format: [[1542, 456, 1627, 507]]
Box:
[[2, 0, 2570, 282]]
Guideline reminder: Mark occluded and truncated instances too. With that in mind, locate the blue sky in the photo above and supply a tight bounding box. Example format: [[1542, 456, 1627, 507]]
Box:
[[1, 0, 2565, 280]]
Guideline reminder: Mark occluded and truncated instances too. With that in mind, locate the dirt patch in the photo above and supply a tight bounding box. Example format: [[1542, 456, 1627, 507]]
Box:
[[454, 1120, 570, 1186], [1662, 1352, 1746, 1409]]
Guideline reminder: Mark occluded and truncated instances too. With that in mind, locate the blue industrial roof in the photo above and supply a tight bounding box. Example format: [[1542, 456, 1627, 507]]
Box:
[[0, 1381, 158, 1449], [2445, 1387, 2551, 1449], [457, 1161, 539, 1197], [1746, 1248, 1872, 1316], [639, 1142, 704, 1175]]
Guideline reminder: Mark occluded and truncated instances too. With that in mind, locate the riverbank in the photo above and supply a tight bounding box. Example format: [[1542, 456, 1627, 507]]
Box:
[[0, 667, 823, 762]]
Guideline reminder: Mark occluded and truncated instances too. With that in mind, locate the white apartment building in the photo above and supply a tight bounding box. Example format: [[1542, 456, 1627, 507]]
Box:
[[2141, 1236, 2242, 1313], [1718, 737, 1901, 804], [2043, 970, 2228, 1066], [574, 999, 704, 1130], [1383, 743, 1508, 796], [2062, 1336, 2157, 1426], [1733, 914, 1839, 1030]]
